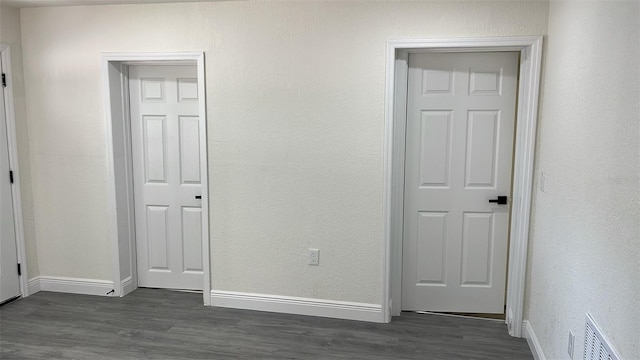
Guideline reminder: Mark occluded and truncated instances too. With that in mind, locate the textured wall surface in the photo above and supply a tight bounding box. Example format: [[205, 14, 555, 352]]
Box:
[[0, 4, 39, 279], [525, 1, 639, 358], [19, 1, 549, 304]]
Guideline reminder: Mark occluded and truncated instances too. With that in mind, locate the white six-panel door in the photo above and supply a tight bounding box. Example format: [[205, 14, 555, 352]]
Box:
[[0, 56, 20, 303], [129, 65, 203, 290], [402, 52, 518, 313]]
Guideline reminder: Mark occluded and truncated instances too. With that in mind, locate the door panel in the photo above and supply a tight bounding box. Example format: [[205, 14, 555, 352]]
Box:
[[0, 56, 20, 303], [178, 116, 201, 184], [460, 212, 494, 286], [143, 115, 167, 183], [465, 111, 499, 188], [146, 205, 170, 271], [181, 206, 202, 272], [130, 65, 202, 290], [416, 211, 447, 285], [402, 52, 518, 313], [418, 111, 452, 188]]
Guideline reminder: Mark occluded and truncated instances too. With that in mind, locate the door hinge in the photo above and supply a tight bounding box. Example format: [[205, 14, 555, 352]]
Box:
[[9, 170, 13, 184], [17, 263, 21, 276], [1, 73, 6, 87]]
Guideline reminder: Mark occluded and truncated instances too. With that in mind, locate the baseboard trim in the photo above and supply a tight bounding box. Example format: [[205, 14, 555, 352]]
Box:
[[28, 276, 115, 297], [121, 276, 136, 296], [523, 320, 546, 360], [210, 290, 383, 323], [27, 277, 41, 295]]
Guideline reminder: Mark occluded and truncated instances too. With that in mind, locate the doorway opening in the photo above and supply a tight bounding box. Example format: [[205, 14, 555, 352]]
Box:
[[383, 37, 543, 337], [401, 51, 519, 316], [102, 53, 210, 305]]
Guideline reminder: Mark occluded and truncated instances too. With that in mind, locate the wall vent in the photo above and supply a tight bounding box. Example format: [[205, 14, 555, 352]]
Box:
[[584, 314, 621, 360]]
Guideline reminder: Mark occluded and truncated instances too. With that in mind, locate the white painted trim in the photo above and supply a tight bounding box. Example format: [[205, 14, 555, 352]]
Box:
[[103, 60, 121, 296], [27, 277, 40, 295], [102, 52, 210, 305], [523, 320, 547, 360], [505, 37, 544, 338], [211, 290, 383, 323], [121, 276, 136, 296], [27, 276, 115, 297], [102, 52, 206, 63], [383, 36, 543, 336], [0, 44, 29, 297], [196, 54, 211, 306]]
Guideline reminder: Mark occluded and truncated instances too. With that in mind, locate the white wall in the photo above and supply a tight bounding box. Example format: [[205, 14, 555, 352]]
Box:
[[525, 1, 639, 358], [19, 1, 549, 304], [0, 4, 39, 279]]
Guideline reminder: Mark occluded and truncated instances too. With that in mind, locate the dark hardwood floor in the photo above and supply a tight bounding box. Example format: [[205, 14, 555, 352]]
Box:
[[0, 288, 532, 359]]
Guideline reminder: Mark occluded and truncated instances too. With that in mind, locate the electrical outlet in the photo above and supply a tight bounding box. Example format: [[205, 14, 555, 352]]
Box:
[[539, 171, 546, 192], [308, 248, 319, 266], [567, 330, 575, 359]]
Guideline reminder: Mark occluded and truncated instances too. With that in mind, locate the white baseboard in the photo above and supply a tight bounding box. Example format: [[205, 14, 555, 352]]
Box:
[[27, 277, 41, 295], [523, 320, 547, 360], [121, 276, 137, 296], [210, 290, 383, 323], [27, 276, 115, 297]]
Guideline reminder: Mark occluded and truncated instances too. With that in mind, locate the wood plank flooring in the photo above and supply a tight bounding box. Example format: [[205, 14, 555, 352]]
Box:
[[0, 288, 532, 359]]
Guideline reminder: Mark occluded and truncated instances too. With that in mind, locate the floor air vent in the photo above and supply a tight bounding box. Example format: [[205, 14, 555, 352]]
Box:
[[584, 314, 621, 360]]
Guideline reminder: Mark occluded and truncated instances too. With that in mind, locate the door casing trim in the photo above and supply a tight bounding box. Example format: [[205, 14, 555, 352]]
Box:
[[0, 44, 29, 297], [383, 36, 543, 336], [102, 52, 210, 305]]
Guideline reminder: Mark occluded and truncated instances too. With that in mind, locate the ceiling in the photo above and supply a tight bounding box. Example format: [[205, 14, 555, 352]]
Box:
[[2, 0, 220, 8]]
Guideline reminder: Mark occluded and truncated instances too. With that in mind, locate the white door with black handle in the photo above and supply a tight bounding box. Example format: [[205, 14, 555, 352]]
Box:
[[402, 52, 518, 313]]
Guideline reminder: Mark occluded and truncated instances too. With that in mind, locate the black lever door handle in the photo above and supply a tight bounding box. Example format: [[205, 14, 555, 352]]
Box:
[[195, 195, 202, 200], [489, 196, 508, 205]]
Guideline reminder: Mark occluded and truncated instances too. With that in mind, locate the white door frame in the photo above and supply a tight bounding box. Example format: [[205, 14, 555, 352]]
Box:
[[102, 52, 211, 305], [0, 44, 29, 297], [383, 36, 543, 337]]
